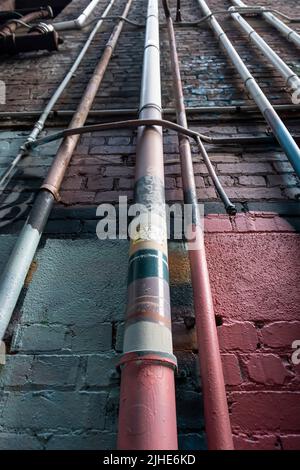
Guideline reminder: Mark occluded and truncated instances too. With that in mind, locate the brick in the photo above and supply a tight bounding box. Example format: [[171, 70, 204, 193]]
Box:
[[218, 322, 258, 352], [221, 354, 243, 386], [176, 390, 204, 430], [0, 433, 43, 450], [281, 434, 300, 450], [29, 356, 80, 387], [261, 322, 300, 349], [119, 177, 134, 189], [87, 176, 114, 191], [108, 136, 131, 146], [225, 187, 283, 200], [274, 162, 295, 173], [105, 166, 134, 177], [70, 323, 113, 353], [178, 433, 207, 450], [11, 325, 69, 353], [217, 163, 273, 175], [230, 392, 300, 432], [85, 353, 119, 387], [0, 355, 32, 388], [0, 391, 108, 431], [267, 174, 298, 187], [233, 434, 279, 450], [239, 176, 266, 187], [204, 215, 232, 232], [245, 354, 291, 385], [45, 431, 117, 450]]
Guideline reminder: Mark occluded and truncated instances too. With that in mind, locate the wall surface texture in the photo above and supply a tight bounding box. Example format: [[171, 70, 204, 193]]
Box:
[[0, 0, 299, 450]]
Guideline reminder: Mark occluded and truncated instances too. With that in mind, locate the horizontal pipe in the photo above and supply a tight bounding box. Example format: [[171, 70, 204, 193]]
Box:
[[27, 118, 300, 149], [0, 7, 52, 36], [0, 105, 299, 120], [0, 0, 133, 342], [196, 0, 300, 178], [229, 0, 300, 97]]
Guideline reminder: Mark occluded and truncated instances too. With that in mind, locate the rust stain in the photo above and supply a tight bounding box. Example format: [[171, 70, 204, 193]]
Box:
[[24, 261, 38, 287], [168, 250, 191, 285]]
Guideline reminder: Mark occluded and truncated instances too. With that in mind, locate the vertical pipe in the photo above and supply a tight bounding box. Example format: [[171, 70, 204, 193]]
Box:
[[162, 0, 233, 450], [196, 0, 300, 178], [0, 0, 134, 341], [117, 0, 178, 450], [229, 0, 300, 97], [0, 0, 117, 191]]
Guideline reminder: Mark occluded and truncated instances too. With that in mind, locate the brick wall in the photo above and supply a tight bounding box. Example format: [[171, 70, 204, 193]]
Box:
[[0, 0, 299, 450]]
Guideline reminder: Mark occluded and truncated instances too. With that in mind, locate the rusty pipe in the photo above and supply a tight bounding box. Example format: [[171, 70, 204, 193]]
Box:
[[162, 0, 234, 450], [117, 0, 178, 450], [0, 0, 133, 342], [0, 7, 53, 36]]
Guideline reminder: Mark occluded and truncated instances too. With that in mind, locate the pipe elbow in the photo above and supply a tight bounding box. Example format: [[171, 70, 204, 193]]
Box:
[[75, 15, 87, 29]]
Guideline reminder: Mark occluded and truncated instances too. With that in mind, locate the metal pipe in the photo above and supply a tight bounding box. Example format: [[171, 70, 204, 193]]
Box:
[[53, 0, 109, 31], [229, 0, 300, 98], [196, 0, 300, 178], [260, 4, 300, 49], [0, 7, 53, 36], [0, 0, 134, 342], [117, 0, 178, 450], [26, 118, 300, 150], [0, 0, 116, 192], [162, 0, 234, 450], [0, 103, 299, 119]]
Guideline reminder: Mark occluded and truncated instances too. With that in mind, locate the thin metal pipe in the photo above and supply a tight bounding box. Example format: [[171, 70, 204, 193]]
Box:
[[0, 103, 299, 119], [26, 118, 300, 150], [229, 0, 300, 98], [162, 0, 234, 450], [0, 7, 52, 36], [196, 0, 300, 178], [260, 4, 300, 49], [0, 0, 116, 192], [117, 0, 178, 450], [54, 0, 109, 31], [0, 0, 134, 342]]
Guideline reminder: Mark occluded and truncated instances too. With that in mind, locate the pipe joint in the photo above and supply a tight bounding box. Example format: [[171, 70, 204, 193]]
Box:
[[40, 183, 61, 201], [118, 350, 178, 371]]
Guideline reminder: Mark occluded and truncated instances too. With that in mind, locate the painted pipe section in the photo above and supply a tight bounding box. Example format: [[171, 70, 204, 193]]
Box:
[[54, 0, 108, 31], [0, 0, 116, 192], [162, 0, 234, 450], [0, 7, 52, 36], [261, 5, 300, 49], [196, 0, 300, 178], [0, 0, 133, 342], [117, 0, 178, 450], [229, 0, 300, 97]]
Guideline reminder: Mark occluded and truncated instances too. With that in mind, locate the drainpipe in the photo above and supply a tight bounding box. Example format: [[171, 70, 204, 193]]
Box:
[[0, 7, 53, 36], [196, 0, 300, 178], [162, 0, 234, 450], [229, 0, 300, 98], [0, 0, 116, 191], [53, 0, 108, 31], [117, 0, 178, 450], [0, 0, 134, 342], [260, 4, 300, 49]]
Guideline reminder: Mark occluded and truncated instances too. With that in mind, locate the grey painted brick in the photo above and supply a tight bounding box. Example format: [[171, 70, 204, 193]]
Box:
[[0, 355, 32, 388], [86, 353, 119, 388], [11, 324, 70, 353], [0, 391, 108, 431], [176, 390, 205, 431], [45, 431, 117, 450], [0, 433, 43, 450], [178, 433, 207, 451], [70, 323, 112, 353], [115, 322, 124, 353], [29, 356, 80, 388]]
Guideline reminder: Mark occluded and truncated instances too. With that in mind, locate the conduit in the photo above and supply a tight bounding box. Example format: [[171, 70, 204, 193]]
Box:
[[0, 7, 53, 36], [0, 0, 116, 191], [196, 0, 300, 178], [229, 0, 300, 98], [53, 0, 109, 31], [117, 0, 178, 450], [259, 2, 300, 49], [162, 0, 234, 450], [0, 0, 134, 342]]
